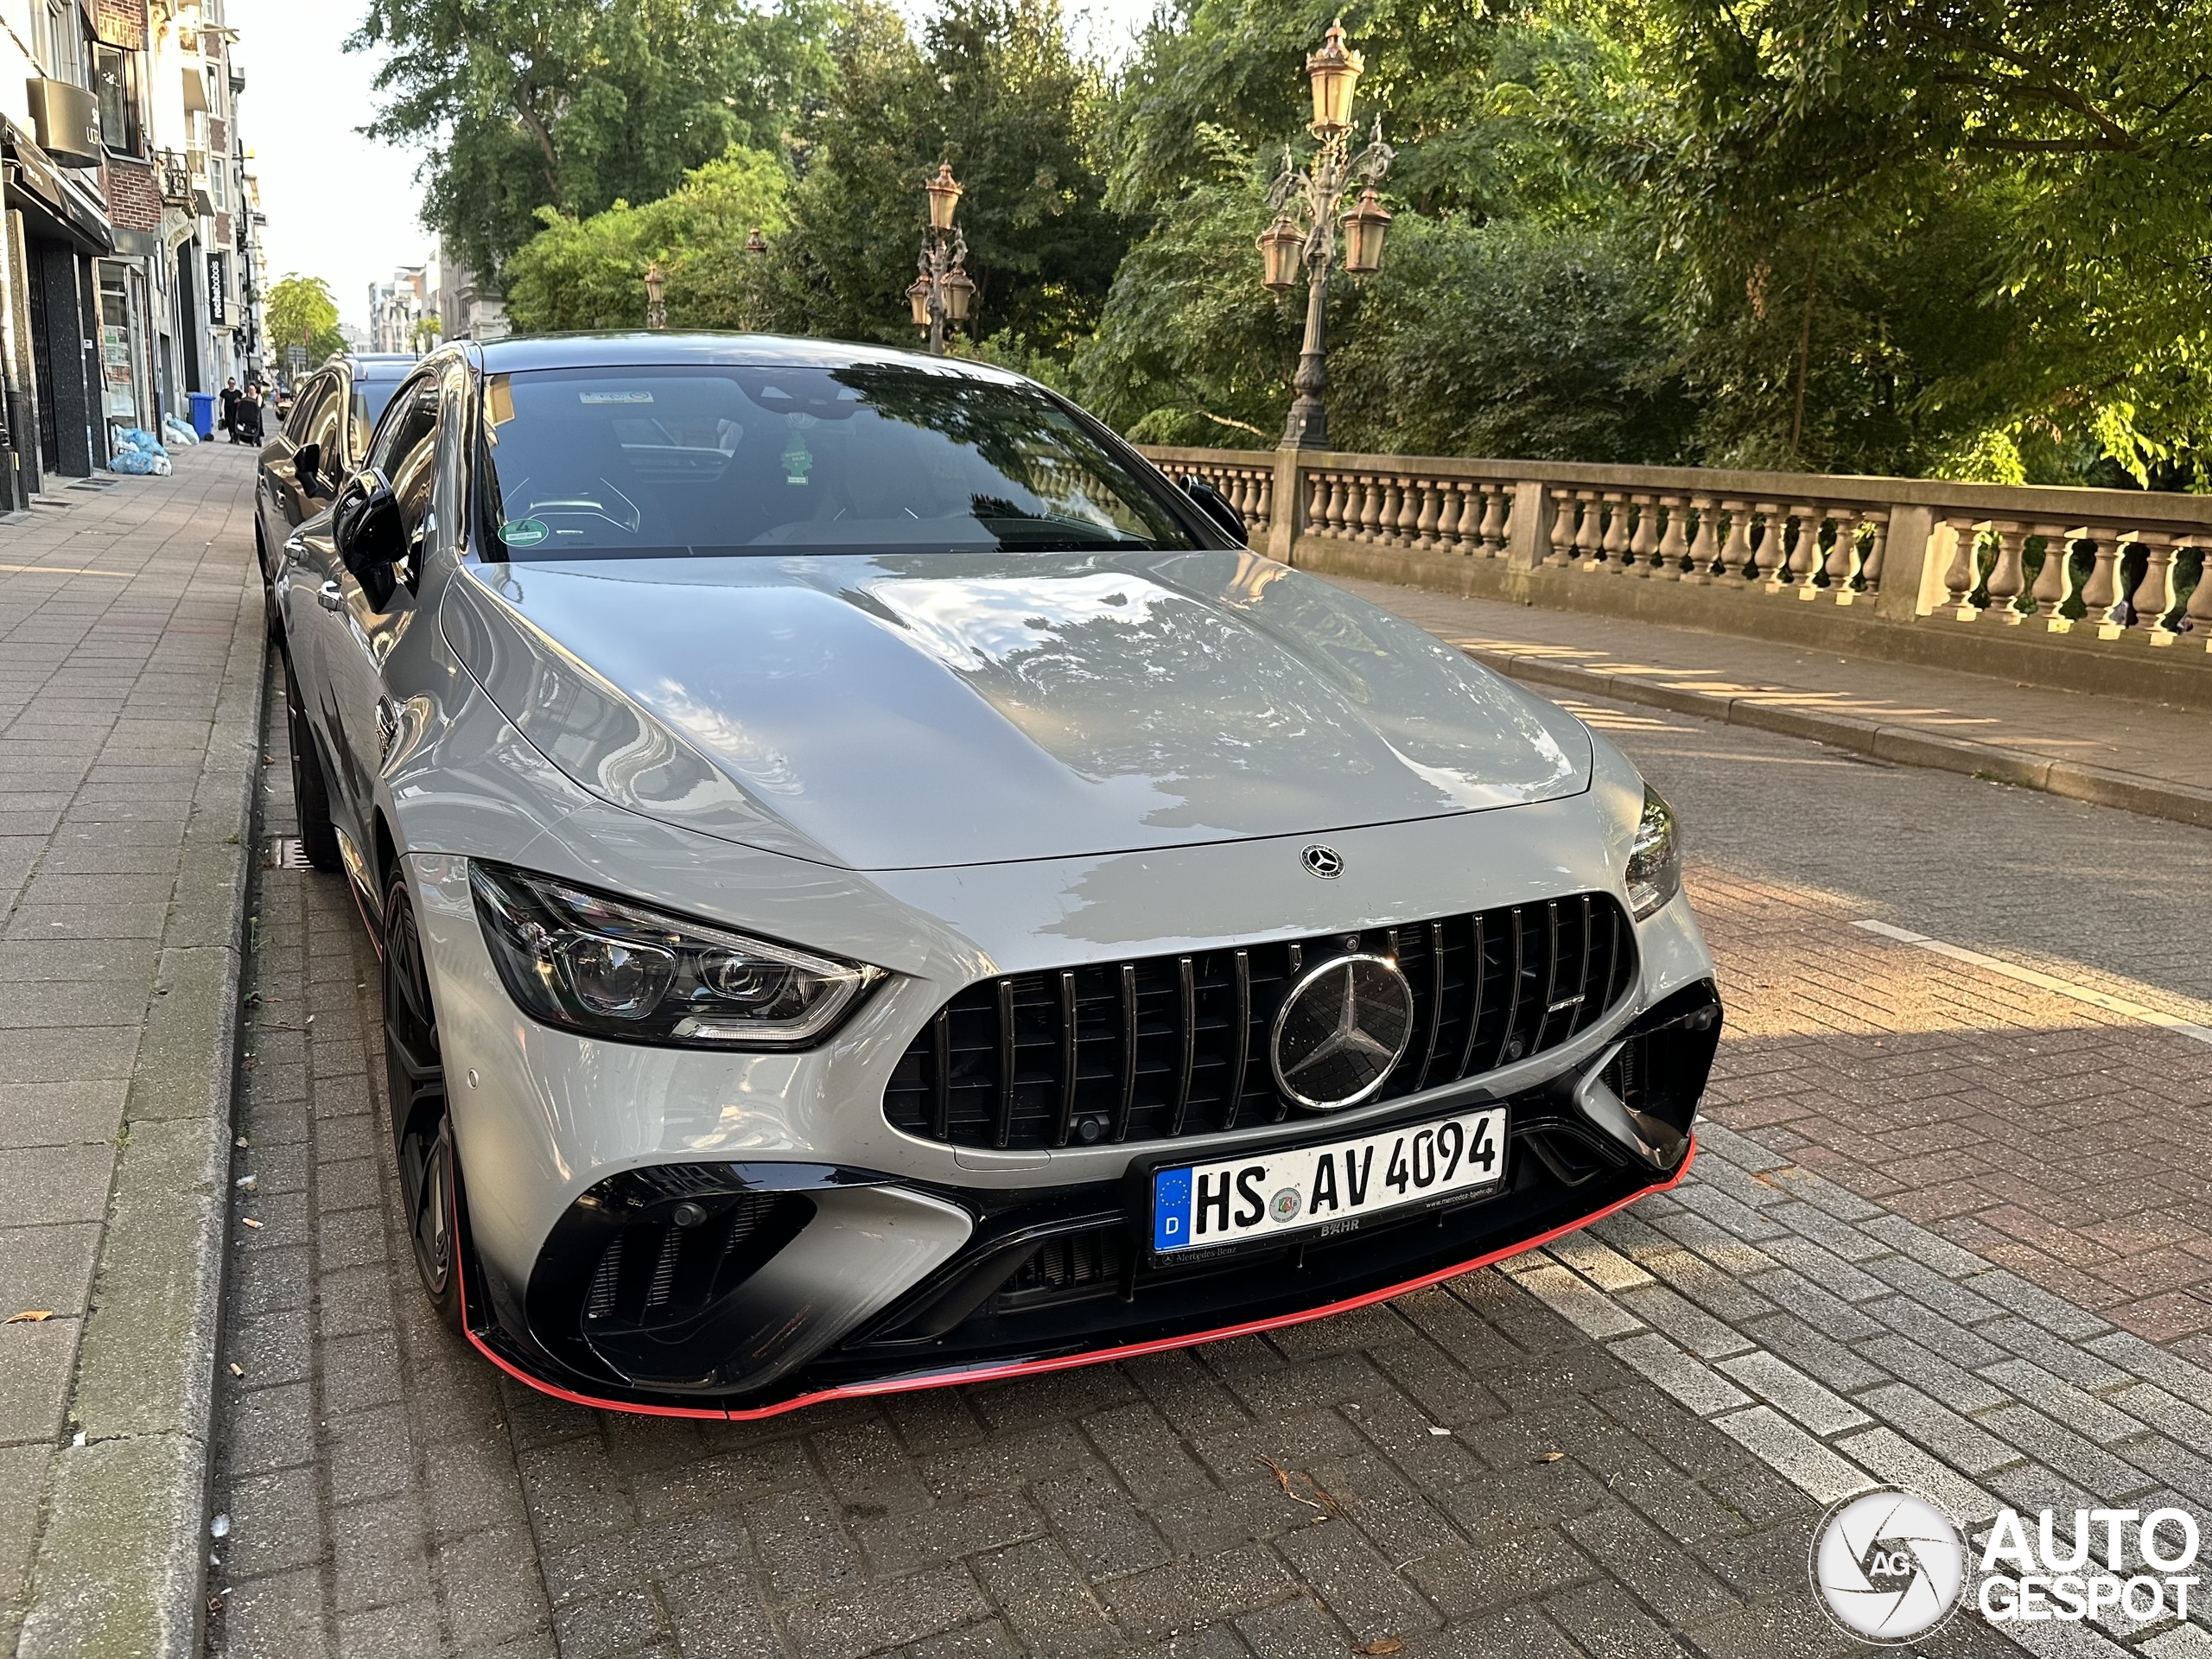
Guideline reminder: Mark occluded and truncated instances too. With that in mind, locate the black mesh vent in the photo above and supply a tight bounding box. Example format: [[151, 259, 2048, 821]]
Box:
[[884, 893, 1637, 1151], [999, 1227, 1128, 1306], [581, 1192, 811, 1332]]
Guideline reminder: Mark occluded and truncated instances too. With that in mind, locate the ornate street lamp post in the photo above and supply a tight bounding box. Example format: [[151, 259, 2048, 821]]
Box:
[[644, 260, 668, 330], [1259, 22, 1394, 449], [906, 162, 975, 355]]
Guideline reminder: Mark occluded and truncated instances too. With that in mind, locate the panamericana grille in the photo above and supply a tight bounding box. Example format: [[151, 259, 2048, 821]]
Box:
[[883, 894, 1636, 1152]]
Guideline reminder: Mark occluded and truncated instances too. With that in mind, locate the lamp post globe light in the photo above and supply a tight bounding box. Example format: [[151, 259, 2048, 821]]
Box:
[[911, 162, 973, 356], [1260, 21, 1395, 449]]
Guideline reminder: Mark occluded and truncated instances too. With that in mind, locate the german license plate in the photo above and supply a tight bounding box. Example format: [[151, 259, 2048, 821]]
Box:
[[1150, 1107, 1507, 1255]]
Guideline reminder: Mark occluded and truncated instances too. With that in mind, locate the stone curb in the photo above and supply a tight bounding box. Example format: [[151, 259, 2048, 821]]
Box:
[[16, 563, 265, 1659], [1468, 647, 2212, 833]]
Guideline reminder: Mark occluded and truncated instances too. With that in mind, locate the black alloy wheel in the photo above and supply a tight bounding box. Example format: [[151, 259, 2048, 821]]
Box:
[[283, 654, 342, 873], [385, 874, 463, 1332]]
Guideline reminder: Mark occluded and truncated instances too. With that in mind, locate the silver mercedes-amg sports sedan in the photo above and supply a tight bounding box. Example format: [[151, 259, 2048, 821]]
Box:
[[265, 333, 1721, 1418]]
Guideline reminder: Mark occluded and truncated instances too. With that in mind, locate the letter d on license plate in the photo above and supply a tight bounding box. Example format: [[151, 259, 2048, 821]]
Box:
[[1151, 1107, 1506, 1255]]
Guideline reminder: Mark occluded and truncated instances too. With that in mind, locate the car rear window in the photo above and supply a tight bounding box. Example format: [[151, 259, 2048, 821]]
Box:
[[476, 364, 1198, 560]]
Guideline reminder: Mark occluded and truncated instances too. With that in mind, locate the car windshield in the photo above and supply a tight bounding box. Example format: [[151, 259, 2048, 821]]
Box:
[[477, 364, 1198, 559]]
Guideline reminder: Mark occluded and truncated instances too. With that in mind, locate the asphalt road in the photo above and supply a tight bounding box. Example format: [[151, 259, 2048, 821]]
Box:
[[204, 648, 2212, 1659]]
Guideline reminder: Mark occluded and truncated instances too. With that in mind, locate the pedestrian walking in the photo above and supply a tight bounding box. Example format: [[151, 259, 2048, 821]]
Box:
[[219, 377, 241, 442], [234, 382, 265, 447]]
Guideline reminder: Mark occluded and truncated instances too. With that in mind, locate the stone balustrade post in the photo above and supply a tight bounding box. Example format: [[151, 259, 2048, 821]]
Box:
[[1427, 482, 1455, 550], [2028, 524, 2074, 621], [2185, 543, 2212, 647], [1780, 505, 1819, 589], [1751, 505, 1784, 585], [1942, 518, 1985, 616], [1655, 499, 1688, 581], [1268, 448, 1305, 563], [1505, 480, 1552, 570], [1595, 493, 1629, 572], [1982, 524, 2029, 622], [1821, 511, 1857, 593], [2133, 534, 2178, 635], [1626, 496, 1659, 575]]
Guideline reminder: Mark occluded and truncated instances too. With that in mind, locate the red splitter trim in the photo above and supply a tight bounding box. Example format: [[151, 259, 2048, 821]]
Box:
[[460, 1137, 1698, 1421]]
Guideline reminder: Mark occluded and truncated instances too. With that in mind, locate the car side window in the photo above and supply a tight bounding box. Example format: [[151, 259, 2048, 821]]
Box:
[[285, 377, 331, 447], [280, 377, 317, 442], [382, 384, 444, 591], [368, 378, 439, 482], [305, 392, 345, 493]]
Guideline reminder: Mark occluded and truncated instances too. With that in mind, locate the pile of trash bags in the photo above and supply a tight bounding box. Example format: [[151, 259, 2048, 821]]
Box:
[[162, 413, 200, 448], [107, 427, 174, 476]]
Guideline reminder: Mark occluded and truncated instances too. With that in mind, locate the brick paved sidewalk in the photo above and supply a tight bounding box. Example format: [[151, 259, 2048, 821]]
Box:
[[1323, 573, 2212, 807], [0, 443, 264, 1656]]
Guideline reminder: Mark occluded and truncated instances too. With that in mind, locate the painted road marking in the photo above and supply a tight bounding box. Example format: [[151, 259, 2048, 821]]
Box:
[[1854, 918, 2212, 1048]]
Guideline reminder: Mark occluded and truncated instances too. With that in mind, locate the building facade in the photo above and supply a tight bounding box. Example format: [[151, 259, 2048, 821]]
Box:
[[0, 0, 269, 505], [369, 245, 509, 357]]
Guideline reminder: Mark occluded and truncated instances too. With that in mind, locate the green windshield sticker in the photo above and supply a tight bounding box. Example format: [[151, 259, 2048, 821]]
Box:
[[500, 518, 550, 549]]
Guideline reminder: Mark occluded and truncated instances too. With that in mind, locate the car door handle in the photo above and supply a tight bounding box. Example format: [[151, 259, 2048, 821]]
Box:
[[317, 581, 345, 612]]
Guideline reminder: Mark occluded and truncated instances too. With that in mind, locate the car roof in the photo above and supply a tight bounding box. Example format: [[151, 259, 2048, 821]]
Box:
[[316, 352, 417, 378], [471, 331, 1029, 385]]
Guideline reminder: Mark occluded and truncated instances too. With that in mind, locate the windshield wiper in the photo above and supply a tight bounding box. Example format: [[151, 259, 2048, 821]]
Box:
[[974, 507, 1149, 549]]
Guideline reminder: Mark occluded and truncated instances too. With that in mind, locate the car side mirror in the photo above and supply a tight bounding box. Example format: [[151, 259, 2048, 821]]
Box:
[[332, 473, 403, 609], [293, 442, 321, 493], [1181, 476, 1248, 546]]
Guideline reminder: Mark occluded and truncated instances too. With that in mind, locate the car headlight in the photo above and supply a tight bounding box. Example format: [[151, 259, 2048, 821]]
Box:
[[1625, 785, 1681, 921], [468, 861, 881, 1048]]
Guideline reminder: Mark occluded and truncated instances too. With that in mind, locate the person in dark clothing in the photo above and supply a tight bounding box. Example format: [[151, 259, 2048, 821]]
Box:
[[219, 377, 241, 442], [233, 382, 264, 446]]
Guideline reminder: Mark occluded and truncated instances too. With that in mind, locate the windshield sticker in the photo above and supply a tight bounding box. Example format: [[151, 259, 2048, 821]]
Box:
[[500, 518, 550, 548], [580, 391, 654, 404]]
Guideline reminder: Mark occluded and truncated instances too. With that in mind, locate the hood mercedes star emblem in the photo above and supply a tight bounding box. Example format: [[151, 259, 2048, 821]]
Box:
[[1302, 844, 1344, 879], [1270, 953, 1414, 1109]]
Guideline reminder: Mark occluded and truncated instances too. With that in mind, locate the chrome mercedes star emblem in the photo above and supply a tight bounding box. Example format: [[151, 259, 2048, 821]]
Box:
[[1269, 953, 1414, 1110], [1301, 844, 1344, 879]]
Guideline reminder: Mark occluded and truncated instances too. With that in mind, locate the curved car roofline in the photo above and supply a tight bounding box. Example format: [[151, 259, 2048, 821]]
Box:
[[471, 330, 1032, 384]]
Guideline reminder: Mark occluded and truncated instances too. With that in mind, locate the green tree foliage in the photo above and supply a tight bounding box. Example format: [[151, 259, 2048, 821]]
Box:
[[357, 0, 2212, 485], [350, 0, 834, 279], [266, 274, 346, 365], [1624, 0, 2212, 480], [745, 0, 1125, 360], [502, 148, 790, 331], [1082, 3, 1689, 461]]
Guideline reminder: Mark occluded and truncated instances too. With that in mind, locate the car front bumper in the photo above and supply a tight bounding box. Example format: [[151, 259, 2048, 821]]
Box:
[[404, 770, 1720, 1414]]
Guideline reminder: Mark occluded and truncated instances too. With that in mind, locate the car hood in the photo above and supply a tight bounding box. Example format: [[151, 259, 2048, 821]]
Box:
[[440, 549, 1590, 872]]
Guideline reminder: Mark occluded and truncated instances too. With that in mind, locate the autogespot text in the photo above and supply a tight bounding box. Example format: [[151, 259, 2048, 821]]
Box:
[[1978, 1507, 2202, 1623]]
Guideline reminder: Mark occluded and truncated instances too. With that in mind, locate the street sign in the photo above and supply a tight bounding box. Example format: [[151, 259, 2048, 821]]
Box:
[[286, 345, 306, 371]]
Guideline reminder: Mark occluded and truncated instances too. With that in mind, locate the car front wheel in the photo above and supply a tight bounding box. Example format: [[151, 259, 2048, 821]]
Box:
[[283, 656, 341, 873], [385, 874, 463, 1333]]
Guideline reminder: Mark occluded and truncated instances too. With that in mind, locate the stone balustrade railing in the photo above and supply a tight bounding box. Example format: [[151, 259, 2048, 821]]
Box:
[[1141, 445, 2212, 697]]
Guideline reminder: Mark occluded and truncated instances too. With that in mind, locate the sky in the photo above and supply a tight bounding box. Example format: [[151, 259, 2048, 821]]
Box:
[[230, 0, 1155, 337], [226, 0, 435, 335]]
